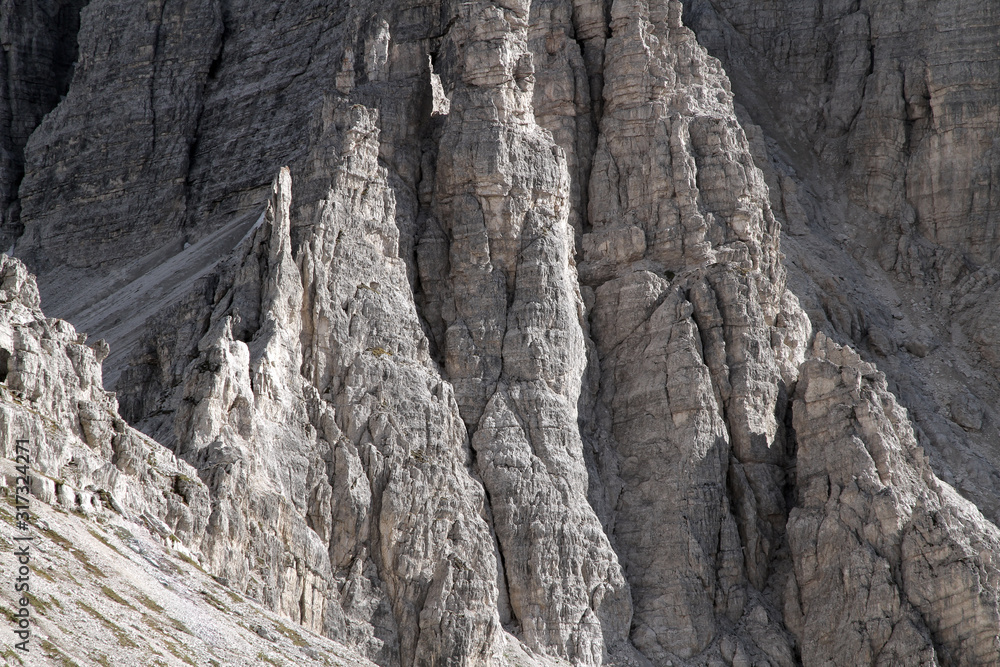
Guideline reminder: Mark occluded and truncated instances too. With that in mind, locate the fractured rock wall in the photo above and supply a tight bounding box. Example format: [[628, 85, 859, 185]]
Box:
[[4, 0, 1000, 665], [0, 254, 210, 551], [788, 335, 1000, 666], [684, 0, 1000, 264], [682, 0, 1000, 537], [0, 0, 88, 248]]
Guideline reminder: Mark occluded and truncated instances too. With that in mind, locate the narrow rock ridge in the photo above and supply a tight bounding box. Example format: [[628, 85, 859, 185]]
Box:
[[0, 258, 386, 666], [125, 123, 505, 666], [292, 106, 502, 667]]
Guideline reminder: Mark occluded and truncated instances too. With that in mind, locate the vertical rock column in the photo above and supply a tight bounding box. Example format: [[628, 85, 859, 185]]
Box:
[[296, 102, 503, 667], [525, 0, 606, 247], [172, 168, 335, 636], [422, 1, 632, 664], [582, 0, 806, 663]]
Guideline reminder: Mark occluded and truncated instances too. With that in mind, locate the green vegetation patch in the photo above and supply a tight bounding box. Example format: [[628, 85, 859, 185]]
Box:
[[31, 562, 56, 581], [141, 613, 167, 635], [101, 585, 133, 608], [136, 592, 165, 613], [38, 525, 73, 549], [39, 525, 107, 577], [200, 589, 229, 612], [275, 620, 309, 647], [0, 646, 25, 665], [27, 593, 52, 616], [76, 600, 138, 648], [69, 547, 107, 578], [257, 651, 283, 666], [168, 615, 192, 635], [175, 550, 207, 573], [88, 528, 125, 556], [165, 640, 198, 666], [39, 639, 79, 667]]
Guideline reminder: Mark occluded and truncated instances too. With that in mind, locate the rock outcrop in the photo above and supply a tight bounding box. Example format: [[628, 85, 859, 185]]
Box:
[[579, 3, 806, 663], [125, 133, 506, 666], [2, 0, 1000, 665], [0, 463, 372, 667], [682, 0, 1000, 529], [788, 335, 1000, 666], [0, 254, 209, 546]]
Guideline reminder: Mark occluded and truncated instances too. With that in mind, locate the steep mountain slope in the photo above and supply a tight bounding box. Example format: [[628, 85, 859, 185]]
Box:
[[683, 0, 1000, 524], [0, 0, 88, 251], [2, 0, 1000, 665], [0, 254, 374, 666]]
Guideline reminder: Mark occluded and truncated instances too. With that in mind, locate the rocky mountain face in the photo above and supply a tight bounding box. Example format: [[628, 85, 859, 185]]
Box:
[[2, 0, 1000, 665]]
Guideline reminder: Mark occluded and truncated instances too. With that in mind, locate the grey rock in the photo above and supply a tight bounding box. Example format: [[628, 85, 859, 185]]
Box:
[[866, 327, 896, 358], [4, 0, 1000, 665], [0, 0, 87, 248], [789, 334, 1000, 666], [951, 393, 984, 432], [904, 340, 931, 358], [686, 0, 1000, 566]]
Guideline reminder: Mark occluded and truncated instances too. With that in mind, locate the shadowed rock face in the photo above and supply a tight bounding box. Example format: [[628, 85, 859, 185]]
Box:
[[681, 0, 1000, 547], [3, 0, 1000, 666], [0, 0, 89, 248], [682, 0, 1000, 265]]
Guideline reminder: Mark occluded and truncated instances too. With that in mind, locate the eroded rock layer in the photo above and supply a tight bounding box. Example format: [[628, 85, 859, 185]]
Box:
[[3, 0, 1000, 665]]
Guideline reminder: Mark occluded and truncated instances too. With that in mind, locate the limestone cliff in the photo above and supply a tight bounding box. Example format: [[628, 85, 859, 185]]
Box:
[[683, 0, 1000, 525], [2, 0, 1000, 666]]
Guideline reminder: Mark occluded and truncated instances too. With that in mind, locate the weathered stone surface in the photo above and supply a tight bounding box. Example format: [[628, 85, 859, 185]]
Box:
[[579, 3, 807, 663], [120, 123, 506, 666], [683, 0, 1000, 262], [789, 334, 1000, 666], [0, 0, 88, 249], [5, 0, 1000, 665], [0, 455, 376, 666], [684, 0, 1000, 559], [16, 0, 223, 274], [420, 3, 633, 663], [0, 254, 210, 546]]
